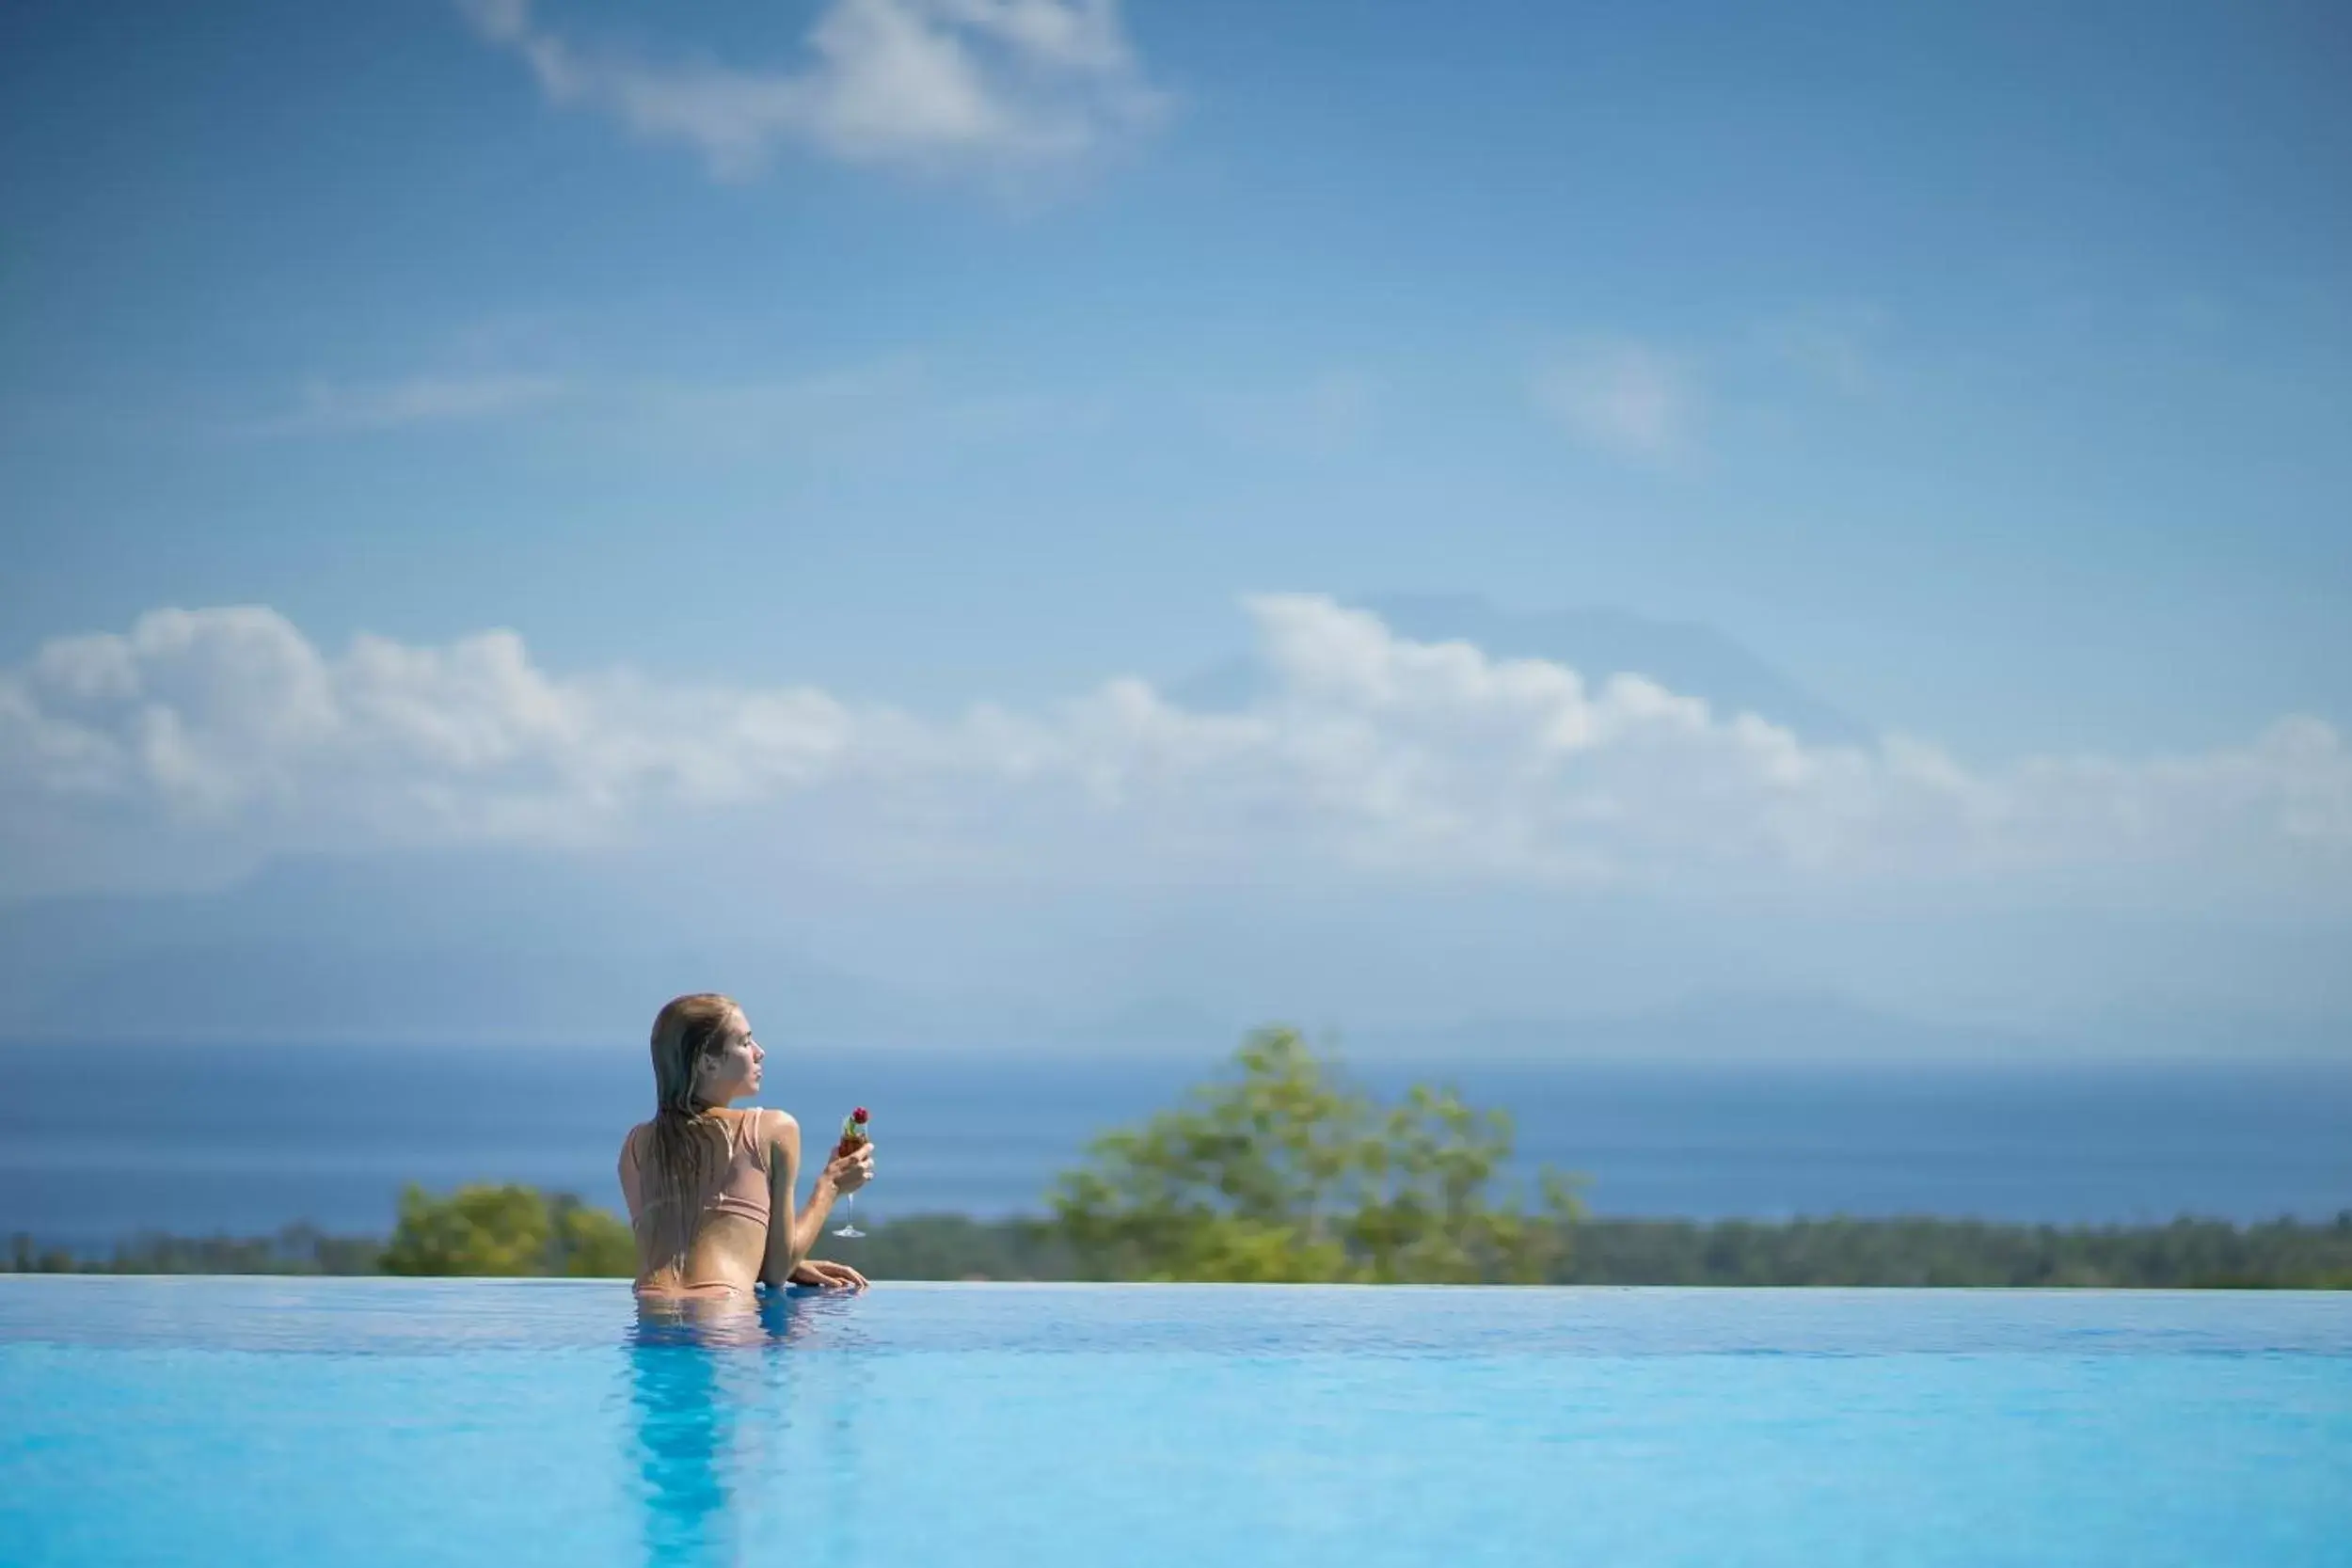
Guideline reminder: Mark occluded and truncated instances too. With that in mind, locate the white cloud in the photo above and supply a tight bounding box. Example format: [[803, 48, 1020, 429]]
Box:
[[459, 0, 1168, 182], [1531, 342, 1698, 461], [5, 599, 2347, 903], [239, 356, 1081, 459], [246, 374, 576, 436]]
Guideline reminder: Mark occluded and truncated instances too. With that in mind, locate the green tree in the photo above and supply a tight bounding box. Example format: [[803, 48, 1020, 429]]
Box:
[[548, 1194, 637, 1276], [1049, 1027, 1583, 1283], [378, 1184, 635, 1277], [381, 1183, 555, 1276], [1343, 1084, 1584, 1283]]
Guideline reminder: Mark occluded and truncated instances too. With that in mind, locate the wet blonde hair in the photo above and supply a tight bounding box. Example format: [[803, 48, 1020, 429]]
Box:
[[636, 992, 747, 1261]]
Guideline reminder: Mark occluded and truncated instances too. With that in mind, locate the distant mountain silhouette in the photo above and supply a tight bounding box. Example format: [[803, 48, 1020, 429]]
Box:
[[1173, 593, 1870, 744], [4, 831, 2342, 1063], [0, 853, 976, 1048]]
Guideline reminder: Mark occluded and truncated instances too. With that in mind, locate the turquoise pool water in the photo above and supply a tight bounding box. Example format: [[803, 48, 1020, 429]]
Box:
[[3, 1279, 2347, 1567]]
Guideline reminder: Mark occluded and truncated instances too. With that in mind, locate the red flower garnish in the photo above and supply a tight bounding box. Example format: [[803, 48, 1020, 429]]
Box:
[[851, 1106, 869, 1123]]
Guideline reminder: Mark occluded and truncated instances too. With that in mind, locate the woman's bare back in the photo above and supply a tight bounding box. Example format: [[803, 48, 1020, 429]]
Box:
[[618, 1107, 776, 1298]]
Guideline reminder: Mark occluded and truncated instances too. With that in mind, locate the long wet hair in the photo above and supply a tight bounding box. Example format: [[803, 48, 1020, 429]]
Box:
[[636, 992, 748, 1259]]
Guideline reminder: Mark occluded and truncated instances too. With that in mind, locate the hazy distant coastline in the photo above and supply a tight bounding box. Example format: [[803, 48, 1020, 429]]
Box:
[[6, 1041, 2350, 1254], [14, 1208, 2350, 1290]]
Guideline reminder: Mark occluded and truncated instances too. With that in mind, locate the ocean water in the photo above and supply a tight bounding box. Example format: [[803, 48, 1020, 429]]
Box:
[[2, 1277, 2347, 1568], [3, 1043, 2349, 1248]]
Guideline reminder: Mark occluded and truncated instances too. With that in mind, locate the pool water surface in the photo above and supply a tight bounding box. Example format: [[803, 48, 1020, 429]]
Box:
[[2, 1278, 2347, 1567]]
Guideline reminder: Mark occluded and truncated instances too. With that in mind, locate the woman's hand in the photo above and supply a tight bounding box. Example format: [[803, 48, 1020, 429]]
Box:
[[788, 1259, 869, 1291], [823, 1139, 876, 1197]]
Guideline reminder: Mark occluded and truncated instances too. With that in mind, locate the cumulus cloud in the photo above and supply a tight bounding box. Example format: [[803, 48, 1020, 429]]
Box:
[[459, 0, 1168, 181], [1531, 342, 1699, 462], [4, 599, 2347, 903]]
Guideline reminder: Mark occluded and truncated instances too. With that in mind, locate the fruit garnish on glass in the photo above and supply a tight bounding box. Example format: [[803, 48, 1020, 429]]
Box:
[[835, 1105, 869, 1157]]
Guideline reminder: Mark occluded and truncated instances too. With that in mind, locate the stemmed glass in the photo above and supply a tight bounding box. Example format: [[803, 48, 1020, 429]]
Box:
[[831, 1107, 869, 1238]]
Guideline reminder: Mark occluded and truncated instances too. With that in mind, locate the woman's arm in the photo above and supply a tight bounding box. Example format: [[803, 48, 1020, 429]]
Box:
[[758, 1111, 848, 1288]]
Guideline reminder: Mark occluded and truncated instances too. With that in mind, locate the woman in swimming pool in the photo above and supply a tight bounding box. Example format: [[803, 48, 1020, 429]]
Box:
[[618, 992, 874, 1298]]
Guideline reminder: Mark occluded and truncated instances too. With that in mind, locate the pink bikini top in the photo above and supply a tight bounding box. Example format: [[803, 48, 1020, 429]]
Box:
[[624, 1109, 772, 1228]]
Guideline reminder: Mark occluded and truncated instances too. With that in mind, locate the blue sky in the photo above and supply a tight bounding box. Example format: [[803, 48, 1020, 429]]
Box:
[[3, 1, 2348, 1051]]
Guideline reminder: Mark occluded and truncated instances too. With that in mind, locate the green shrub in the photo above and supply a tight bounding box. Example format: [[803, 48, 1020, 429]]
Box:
[[380, 1183, 635, 1277]]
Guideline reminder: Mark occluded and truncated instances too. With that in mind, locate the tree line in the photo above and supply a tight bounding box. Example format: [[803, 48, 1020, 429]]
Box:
[[10, 1028, 2350, 1287]]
